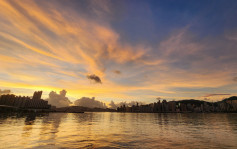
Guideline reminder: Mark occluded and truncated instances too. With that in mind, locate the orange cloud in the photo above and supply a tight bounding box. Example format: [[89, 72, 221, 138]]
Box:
[[0, 0, 236, 103]]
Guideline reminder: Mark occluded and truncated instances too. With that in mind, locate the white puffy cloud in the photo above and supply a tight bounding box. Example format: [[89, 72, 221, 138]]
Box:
[[74, 97, 107, 109], [47, 89, 72, 108]]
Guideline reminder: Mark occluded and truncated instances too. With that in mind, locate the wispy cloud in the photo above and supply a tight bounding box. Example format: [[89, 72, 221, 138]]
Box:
[[233, 77, 237, 82], [0, 0, 236, 102], [203, 94, 231, 97], [113, 70, 121, 74]]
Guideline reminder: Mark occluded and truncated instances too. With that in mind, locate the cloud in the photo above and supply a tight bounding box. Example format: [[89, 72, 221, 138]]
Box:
[[203, 94, 231, 97], [74, 97, 107, 108], [87, 74, 102, 83], [0, 0, 237, 102], [46, 89, 72, 108], [156, 97, 162, 101], [0, 89, 11, 95], [109, 100, 117, 109], [233, 77, 237, 82], [203, 98, 210, 101], [113, 70, 121, 74]]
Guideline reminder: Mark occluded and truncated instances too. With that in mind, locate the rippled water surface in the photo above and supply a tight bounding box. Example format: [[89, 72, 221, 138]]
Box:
[[0, 112, 237, 149]]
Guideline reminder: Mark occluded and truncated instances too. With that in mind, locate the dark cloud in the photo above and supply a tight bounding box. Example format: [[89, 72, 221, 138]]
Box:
[[156, 97, 162, 101], [203, 94, 231, 97], [74, 97, 107, 109], [233, 77, 237, 82], [203, 98, 210, 101], [0, 89, 11, 95], [46, 89, 72, 108], [113, 70, 121, 74], [87, 74, 102, 83]]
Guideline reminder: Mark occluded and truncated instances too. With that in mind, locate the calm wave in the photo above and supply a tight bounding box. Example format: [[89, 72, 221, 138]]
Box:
[[0, 112, 237, 148]]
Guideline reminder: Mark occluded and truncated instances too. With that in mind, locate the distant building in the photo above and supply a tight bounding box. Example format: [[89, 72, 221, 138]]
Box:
[[0, 91, 51, 110], [168, 101, 176, 112], [32, 91, 42, 100], [117, 97, 237, 113]]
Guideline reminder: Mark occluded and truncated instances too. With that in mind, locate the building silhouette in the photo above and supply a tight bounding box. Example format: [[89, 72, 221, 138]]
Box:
[[0, 91, 50, 110], [117, 97, 237, 113]]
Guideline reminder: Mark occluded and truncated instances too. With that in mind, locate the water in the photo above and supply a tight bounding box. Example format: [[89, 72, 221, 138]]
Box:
[[0, 112, 236, 149]]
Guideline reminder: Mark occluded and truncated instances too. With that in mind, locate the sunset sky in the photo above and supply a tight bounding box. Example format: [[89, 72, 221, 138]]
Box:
[[0, 0, 237, 104]]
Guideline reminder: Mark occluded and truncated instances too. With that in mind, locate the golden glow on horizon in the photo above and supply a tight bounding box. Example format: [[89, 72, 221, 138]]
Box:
[[0, 0, 236, 102]]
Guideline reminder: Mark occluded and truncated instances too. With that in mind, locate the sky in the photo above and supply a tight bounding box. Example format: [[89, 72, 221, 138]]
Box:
[[0, 0, 237, 104]]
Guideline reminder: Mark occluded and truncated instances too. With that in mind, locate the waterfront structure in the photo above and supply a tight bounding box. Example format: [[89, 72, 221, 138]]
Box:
[[32, 91, 42, 100], [0, 91, 51, 110], [117, 96, 237, 113]]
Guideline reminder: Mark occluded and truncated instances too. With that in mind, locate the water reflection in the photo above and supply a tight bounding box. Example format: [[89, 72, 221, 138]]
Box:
[[0, 112, 237, 148], [25, 113, 36, 125]]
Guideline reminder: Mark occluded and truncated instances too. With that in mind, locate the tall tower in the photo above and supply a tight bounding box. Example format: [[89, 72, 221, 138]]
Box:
[[32, 91, 42, 100]]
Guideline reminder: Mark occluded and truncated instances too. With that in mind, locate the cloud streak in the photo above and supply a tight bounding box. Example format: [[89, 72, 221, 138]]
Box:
[[113, 70, 121, 74], [0, 0, 236, 102], [233, 77, 237, 82], [203, 94, 231, 97]]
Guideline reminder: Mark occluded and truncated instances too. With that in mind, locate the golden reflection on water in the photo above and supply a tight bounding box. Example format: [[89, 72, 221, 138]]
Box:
[[0, 112, 237, 148]]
